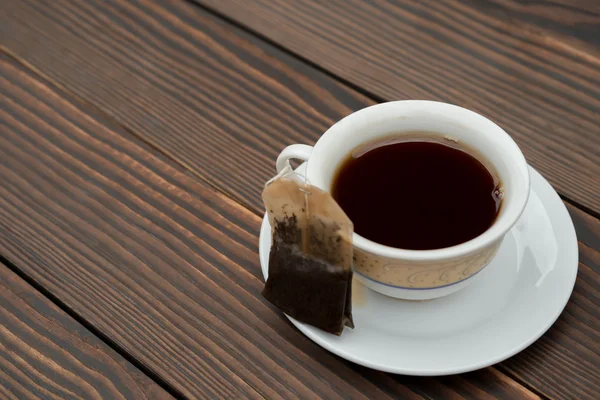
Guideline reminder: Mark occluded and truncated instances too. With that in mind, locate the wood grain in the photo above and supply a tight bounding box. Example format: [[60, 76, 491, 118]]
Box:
[[462, 0, 600, 50], [1, 0, 369, 215], [0, 53, 542, 399], [195, 0, 600, 215], [1, 0, 598, 397], [0, 264, 172, 400]]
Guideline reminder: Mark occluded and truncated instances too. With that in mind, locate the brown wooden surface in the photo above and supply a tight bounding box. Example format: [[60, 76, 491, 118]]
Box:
[[1, 0, 368, 214], [0, 264, 172, 400], [0, 53, 543, 399], [1, 0, 599, 398], [461, 0, 600, 49], [195, 0, 600, 216]]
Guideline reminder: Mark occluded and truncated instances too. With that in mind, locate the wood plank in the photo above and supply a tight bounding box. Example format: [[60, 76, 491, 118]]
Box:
[[461, 0, 600, 50], [1, 0, 369, 215], [194, 0, 600, 215], [0, 53, 541, 399], [0, 264, 172, 400], [568, 203, 600, 251]]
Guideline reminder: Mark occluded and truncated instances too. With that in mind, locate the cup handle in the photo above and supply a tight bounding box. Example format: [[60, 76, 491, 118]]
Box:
[[276, 144, 313, 173]]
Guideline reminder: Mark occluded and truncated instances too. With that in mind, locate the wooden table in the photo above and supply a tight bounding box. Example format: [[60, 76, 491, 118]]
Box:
[[1, 1, 598, 399]]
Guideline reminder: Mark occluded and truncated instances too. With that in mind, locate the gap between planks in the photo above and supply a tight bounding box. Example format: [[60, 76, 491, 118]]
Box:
[[0, 254, 187, 400]]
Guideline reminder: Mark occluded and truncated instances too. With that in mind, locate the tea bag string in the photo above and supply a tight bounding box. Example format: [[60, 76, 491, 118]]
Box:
[[298, 177, 312, 254]]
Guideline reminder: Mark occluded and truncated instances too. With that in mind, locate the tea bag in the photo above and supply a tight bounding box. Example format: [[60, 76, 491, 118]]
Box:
[[262, 165, 354, 335]]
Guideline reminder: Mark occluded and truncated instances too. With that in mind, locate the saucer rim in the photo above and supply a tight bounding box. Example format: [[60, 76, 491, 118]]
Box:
[[258, 165, 578, 375]]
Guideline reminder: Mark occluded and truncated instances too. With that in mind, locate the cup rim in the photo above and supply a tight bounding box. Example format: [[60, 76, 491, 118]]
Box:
[[307, 100, 531, 261]]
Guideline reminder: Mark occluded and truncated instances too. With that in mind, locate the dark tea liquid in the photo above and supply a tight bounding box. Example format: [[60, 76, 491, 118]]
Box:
[[332, 138, 501, 250]]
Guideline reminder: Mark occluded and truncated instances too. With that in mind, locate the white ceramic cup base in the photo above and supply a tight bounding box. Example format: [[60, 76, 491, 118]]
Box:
[[353, 269, 483, 301]]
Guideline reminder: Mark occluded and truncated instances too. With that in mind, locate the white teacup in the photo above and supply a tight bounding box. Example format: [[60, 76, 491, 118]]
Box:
[[276, 101, 530, 300]]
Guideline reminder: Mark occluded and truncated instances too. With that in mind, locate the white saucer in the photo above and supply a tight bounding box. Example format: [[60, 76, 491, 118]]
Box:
[[259, 165, 578, 375]]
